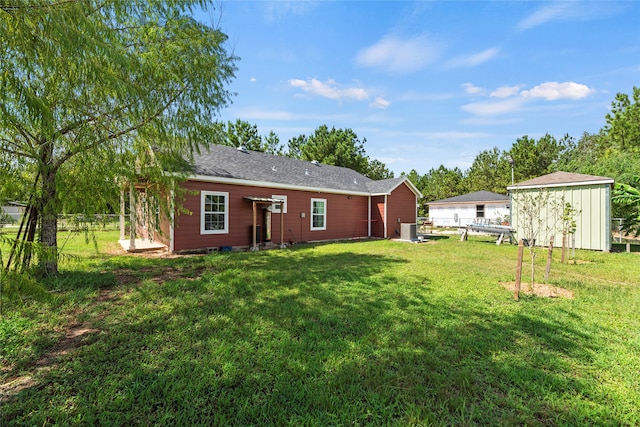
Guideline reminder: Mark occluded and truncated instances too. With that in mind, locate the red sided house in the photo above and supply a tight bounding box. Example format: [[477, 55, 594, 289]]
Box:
[[120, 145, 421, 253]]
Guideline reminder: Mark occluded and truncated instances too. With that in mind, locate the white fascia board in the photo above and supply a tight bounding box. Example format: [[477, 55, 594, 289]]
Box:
[[187, 174, 370, 197], [403, 178, 423, 198], [428, 200, 508, 206], [507, 179, 614, 191]]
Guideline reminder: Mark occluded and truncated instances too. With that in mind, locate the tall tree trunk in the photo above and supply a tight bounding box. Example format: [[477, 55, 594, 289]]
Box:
[[38, 145, 59, 276]]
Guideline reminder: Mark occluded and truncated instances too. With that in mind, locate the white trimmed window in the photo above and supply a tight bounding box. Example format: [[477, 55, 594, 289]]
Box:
[[271, 195, 287, 213], [311, 198, 326, 231], [201, 191, 228, 234]]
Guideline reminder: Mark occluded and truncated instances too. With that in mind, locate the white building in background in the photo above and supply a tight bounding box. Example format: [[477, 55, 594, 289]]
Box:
[[427, 191, 510, 227], [1, 202, 26, 226]]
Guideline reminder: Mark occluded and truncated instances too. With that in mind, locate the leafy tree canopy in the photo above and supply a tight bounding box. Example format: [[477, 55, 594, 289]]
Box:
[[0, 0, 237, 275], [286, 125, 393, 179], [604, 86, 640, 152], [613, 176, 640, 237], [217, 119, 284, 155]]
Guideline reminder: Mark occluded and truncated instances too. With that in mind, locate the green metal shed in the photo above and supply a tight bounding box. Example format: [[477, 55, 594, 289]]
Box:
[[507, 171, 615, 252]]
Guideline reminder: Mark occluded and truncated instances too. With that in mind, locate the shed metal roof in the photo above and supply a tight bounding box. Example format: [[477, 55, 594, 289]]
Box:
[[507, 171, 614, 190]]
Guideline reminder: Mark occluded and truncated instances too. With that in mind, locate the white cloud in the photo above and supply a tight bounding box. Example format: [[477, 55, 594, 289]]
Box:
[[515, 2, 619, 31], [490, 85, 522, 98], [237, 107, 350, 122], [369, 97, 391, 110], [517, 3, 574, 30], [385, 130, 490, 140], [461, 97, 527, 116], [236, 108, 294, 120], [421, 131, 490, 140], [288, 78, 369, 102], [263, 1, 318, 22], [460, 117, 520, 126], [250, 77, 257, 83], [377, 156, 408, 165], [520, 82, 594, 100], [462, 83, 486, 96], [355, 34, 443, 74], [460, 81, 594, 117], [446, 47, 500, 68], [397, 91, 456, 102]]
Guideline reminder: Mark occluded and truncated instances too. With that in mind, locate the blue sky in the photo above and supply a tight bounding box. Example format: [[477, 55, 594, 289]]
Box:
[[201, 1, 639, 176]]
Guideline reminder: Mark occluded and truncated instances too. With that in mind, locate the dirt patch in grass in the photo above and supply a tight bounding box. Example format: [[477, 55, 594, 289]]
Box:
[[565, 259, 592, 265], [500, 282, 574, 299], [0, 324, 99, 403], [113, 266, 204, 286]]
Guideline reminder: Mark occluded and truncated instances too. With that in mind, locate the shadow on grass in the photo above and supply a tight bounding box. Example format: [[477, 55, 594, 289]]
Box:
[[2, 248, 629, 426], [419, 234, 451, 241]]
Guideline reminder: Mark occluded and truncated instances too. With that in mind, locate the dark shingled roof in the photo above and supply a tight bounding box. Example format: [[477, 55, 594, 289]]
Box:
[[507, 171, 614, 189], [190, 144, 419, 196], [429, 190, 509, 205]]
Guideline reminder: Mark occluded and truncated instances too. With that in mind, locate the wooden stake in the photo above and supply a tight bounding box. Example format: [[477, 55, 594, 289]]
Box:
[[515, 239, 524, 301], [544, 237, 554, 282]]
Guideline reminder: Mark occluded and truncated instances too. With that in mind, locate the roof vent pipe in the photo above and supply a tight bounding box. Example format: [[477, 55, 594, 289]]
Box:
[[311, 160, 319, 165], [237, 145, 248, 154]]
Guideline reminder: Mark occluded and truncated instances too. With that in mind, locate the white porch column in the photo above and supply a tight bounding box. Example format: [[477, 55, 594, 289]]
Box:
[[119, 187, 125, 241], [129, 183, 136, 251]]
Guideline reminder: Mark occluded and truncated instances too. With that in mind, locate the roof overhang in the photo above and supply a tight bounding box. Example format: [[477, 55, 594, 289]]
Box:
[[188, 174, 373, 197], [428, 199, 509, 207], [243, 196, 285, 204], [507, 178, 615, 191]]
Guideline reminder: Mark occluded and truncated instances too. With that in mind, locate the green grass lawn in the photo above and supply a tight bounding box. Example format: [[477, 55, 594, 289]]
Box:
[[1, 231, 639, 426]]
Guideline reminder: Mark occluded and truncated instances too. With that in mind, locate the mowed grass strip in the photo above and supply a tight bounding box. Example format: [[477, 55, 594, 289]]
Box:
[[1, 231, 639, 426]]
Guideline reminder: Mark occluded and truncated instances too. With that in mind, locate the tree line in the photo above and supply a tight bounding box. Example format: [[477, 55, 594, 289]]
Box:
[[217, 88, 640, 231]]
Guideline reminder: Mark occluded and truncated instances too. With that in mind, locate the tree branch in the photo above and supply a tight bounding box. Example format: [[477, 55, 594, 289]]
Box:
[[0, 140, 38, 160], [54, 88, 186, 169], [0, 104, 39, 145], [1, 0, 81, 12]]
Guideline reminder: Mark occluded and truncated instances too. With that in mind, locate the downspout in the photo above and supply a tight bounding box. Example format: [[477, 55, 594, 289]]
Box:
[[251, 201, 258, 251], [367, 195, 371, 237], [279, 200, 286, 249]]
